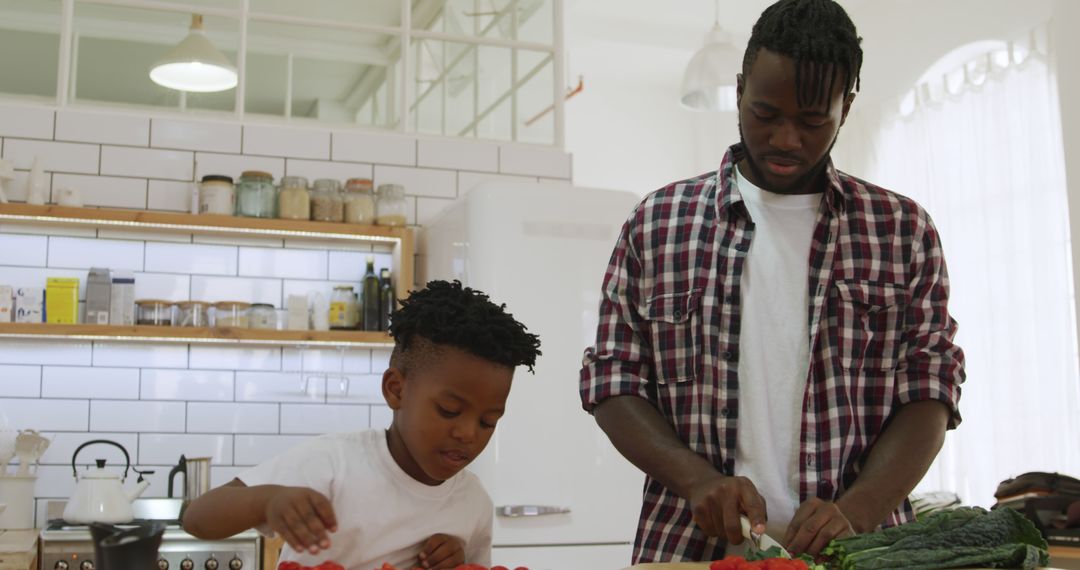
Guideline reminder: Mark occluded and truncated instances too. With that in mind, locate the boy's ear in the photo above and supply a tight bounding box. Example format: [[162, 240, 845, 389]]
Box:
[[382, 367, 406, 410]]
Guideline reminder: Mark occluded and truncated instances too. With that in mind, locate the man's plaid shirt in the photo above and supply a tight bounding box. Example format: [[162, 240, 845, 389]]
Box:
[[579, 144, 965, 563]]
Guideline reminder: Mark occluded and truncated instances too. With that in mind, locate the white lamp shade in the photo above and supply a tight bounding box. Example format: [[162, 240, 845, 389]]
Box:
[[681, 28, 741, 112], [150, 28, 237, 93]]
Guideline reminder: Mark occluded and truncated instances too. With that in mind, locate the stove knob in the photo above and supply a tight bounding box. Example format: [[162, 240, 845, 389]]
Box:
[[205, 559, 219, 570], [180, 559, 195, 570], [228, 558, 243, 570], [54, 561, 69, 570], [79, 561, 94, 570], [158, 559, 170, 570]]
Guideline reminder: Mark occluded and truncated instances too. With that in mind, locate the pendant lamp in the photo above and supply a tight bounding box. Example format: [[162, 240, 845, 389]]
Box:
[[149, 14, 238, 93], [680, 0, 740, 111]]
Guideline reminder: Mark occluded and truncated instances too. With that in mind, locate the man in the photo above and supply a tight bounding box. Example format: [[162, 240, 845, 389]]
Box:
[[579, 0, 966, 563]]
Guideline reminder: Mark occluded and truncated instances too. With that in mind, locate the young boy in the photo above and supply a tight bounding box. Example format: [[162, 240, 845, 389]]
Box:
[[182, 280, 542, 570]]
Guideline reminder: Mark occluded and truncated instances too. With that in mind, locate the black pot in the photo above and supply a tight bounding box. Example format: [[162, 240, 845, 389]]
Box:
[[90, 521, 166, 570]]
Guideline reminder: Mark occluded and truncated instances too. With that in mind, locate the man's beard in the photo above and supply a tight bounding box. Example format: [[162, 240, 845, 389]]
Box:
[[738, 121, 839, 195]]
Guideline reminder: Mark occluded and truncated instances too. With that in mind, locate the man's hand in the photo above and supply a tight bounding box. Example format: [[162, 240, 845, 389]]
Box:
[[687, 474, 768, 545], [264, 487, 338, 554], [417, 533, 465, 569], [783, 498, 855, 555]]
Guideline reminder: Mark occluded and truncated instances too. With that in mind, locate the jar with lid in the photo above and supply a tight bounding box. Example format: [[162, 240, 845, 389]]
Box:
[[198, 175, 235, 215], [376, 183, 407, 226], [329, 285, 359, 329], [214, 301, 251, 328], [311, 178, 344, 222], [278, 176, 310, 220], [249, 303, 277, 330], [175, 301, 211, 327], [236, 171, 277, 218], [135, 300, 174, 326], [343, 178, 376, 225]]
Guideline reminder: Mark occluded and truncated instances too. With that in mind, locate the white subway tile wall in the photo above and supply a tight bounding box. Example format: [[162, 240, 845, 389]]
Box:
[[55, 110, 150, 147], [151, 118, 242, 154], [0, 102, 571, 522], [0, 104, 55, 139]]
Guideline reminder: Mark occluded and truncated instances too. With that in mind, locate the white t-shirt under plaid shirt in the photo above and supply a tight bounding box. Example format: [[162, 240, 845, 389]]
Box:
[[579, 144, 966, 564]]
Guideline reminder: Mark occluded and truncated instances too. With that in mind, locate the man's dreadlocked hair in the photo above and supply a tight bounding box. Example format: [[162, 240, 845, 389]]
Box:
[[744, 0, 863, 112], [388, 279, 541, 375]]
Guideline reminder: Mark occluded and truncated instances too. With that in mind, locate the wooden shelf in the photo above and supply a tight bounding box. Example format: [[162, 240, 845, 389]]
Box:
[[0, 323, 394, 348], [0, 202, 415, 307], [0, 202, 408, 242]]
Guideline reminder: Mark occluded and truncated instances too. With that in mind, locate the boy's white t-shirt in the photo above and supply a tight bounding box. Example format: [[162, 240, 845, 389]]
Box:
[[730, 167, 822, 550], [238, 429, 493, 570]]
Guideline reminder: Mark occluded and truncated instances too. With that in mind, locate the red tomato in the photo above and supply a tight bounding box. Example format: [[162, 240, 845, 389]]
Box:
[[491, 566, 510, 570], [278, 562, 302, 570]]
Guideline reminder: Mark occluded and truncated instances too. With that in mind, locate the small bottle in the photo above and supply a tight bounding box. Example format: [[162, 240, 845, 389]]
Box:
[[379, 268, 394, 331], [329, 285, 358, 330], [362, 256, 381, 331]]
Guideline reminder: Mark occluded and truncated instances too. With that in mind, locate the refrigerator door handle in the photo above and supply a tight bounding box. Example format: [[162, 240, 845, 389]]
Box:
[[496, 505, 571, 518]]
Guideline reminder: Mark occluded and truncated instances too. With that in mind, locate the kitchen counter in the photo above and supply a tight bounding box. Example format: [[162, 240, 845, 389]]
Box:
[[625, 564, 1071, 569], [0, 529, 37, 570]]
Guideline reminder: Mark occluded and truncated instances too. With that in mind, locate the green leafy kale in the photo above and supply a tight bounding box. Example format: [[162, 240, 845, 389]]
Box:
[[821, 507, 1049, 570]]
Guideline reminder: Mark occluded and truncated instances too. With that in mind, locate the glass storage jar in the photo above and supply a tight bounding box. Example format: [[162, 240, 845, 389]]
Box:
[[135, 299, 174, 326], [376, 183, 407, 226], [329, 285, 358, 329], [236, 171, 277, 218], [249, 303, 277, 330], [311, 178, 344, 222], [198, 175, 235, 215], [175, 301, 211, 327], [278, 175, 310, 220], [214, 301, 251, 328], [343, 178, 376, 224]]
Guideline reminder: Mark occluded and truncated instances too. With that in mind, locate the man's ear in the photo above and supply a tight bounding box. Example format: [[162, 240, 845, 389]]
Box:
[[382, 367, 406, 410], [839, 92, 856, 127], [736, 73, 745, 109]]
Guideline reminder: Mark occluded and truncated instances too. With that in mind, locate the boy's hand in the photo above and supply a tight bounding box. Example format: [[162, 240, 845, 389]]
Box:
[[416, 533, 465, 569], [264, 486, 338, 554]]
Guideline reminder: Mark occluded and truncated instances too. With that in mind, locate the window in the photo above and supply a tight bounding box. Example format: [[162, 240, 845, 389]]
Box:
[[0, 0, 563, 145]]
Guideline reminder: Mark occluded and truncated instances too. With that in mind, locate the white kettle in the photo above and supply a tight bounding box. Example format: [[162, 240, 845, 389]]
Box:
[[63, 439, 151, 524]]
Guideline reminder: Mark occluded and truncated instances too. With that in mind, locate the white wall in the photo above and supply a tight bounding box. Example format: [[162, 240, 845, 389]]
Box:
[[0, 102, 571, 525]]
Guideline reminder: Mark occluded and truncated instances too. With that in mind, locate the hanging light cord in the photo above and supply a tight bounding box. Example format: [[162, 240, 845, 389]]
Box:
[[714, 0, 720, 27]]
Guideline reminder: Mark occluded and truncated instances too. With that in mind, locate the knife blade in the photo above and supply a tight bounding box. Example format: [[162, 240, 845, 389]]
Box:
[[739, 516, 793, 559]]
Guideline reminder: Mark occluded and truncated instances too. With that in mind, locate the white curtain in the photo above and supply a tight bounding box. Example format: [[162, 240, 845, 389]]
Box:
[[843, 33, 1080, 507]]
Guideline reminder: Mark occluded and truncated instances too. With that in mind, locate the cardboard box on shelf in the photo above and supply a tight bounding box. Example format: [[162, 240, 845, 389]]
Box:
[[0, 285, 13, 323], [46, 277, 80, 324], [109, 271, 135, 326], [86, 267, 112, 325], [14, 288, 43, 323]]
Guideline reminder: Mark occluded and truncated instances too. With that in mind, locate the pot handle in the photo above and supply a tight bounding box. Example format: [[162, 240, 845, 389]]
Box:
[[71, 439, 131, 480]]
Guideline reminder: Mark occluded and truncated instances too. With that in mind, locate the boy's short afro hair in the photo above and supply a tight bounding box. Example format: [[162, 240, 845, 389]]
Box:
[[388, 279, 542, 373]]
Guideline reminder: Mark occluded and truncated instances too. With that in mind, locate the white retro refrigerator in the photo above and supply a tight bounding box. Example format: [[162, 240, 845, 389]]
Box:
[[424, 181, 645, 570]]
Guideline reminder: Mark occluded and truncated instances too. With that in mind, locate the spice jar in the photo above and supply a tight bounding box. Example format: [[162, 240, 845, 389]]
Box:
[[198, 175, 235, 215], [175, 301, 211, 327], [329, 285, 359, 329], [214, 301, 251, 328], [236, 171, 277, 218], [343, 178, 376, 225], [135, 299, 174, 326], [278, 175, 310, 220], [249, 303, 277, 330], [376, 183, 407, 226], [311, 178, 344, 222]]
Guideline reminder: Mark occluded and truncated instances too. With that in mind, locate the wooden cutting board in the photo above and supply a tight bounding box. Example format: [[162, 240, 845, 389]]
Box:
[[624, 564, 1068, 569]]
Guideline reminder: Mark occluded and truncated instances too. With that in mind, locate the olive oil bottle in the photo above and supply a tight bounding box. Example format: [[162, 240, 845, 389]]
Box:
[[362, 255, 381, 331]]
